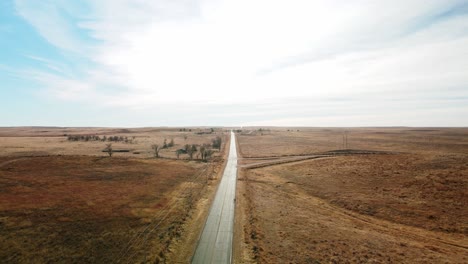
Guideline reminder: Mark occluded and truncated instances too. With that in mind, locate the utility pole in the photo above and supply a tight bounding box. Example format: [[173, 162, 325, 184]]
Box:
[[343, 130, 349, 149], [345, 130, 348, 149], [343, 132, 345, 149]]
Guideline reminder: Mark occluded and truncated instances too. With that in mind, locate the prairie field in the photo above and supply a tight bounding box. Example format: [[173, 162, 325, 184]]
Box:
[[0, 127, 227, 159], [0, 127, 228, 263], [2, 126, 467, 263], [235, 127, 468, 263]]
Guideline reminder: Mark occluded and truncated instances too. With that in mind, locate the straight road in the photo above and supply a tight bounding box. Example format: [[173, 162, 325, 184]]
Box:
[[192, 131, 238, 264]]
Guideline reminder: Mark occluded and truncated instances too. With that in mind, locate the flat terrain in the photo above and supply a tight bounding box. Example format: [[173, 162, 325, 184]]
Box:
[[235, 128, 468, 263], [0, 127, 228, 263], [0, 126, 225, 159]]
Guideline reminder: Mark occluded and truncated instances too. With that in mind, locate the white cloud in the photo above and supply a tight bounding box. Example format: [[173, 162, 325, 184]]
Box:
[[14, 0, 90, 54], [12, 0, 468, 126]]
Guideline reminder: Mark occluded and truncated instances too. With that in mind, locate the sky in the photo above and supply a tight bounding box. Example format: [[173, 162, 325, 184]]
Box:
[[1, 0, 468, 127]]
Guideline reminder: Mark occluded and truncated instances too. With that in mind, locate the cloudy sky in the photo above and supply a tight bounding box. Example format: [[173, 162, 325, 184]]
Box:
[[1, 0, 467, 127]]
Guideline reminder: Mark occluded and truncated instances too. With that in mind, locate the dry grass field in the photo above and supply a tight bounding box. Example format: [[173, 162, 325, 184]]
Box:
[[0, 127, 228, 263], [235, 127, 468, 263], [0, 126, 227, 159]]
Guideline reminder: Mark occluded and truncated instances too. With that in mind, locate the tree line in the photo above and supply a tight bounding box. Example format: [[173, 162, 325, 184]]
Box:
[[151, 136, 222, 161], [102, 135, 223, 160], [68, 135, 135, 143]]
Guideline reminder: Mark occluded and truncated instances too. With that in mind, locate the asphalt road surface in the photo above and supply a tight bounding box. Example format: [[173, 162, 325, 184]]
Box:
[[192, 131, 238, 264]]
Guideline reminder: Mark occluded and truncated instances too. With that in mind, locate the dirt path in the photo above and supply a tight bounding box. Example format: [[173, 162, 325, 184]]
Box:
[[239, 155, 329, 169], [239, 150, 396, 170], [0, 157, 28, 168]]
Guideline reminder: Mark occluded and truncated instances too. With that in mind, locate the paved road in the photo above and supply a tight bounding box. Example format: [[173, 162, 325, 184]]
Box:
[[192, 131, 238, 264]]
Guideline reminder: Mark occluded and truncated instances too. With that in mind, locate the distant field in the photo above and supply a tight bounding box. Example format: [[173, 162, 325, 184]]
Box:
[[236, 127, 468, 263], [0, 127, 227, 159], [0, 127, 228, 263], [237, 127, 468, 157]]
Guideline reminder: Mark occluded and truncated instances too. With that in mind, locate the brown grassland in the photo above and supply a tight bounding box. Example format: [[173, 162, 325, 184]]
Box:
[[0, 127, 229, 263], [1, 126, 467, 263], [235, 127, 468, 263]]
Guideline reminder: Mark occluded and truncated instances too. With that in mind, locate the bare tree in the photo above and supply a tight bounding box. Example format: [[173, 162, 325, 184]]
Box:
[[191, 145, 197, 159], [187, 144, 197, 160], [104, 143, 113, 157], [198, 144, 213, 161], [151, 144, 161, 158], [212, 136, 222, 150], [200, 146, 206, 160], [204, 149, 213, 161], [168, 138, 175, 147], [187, 148, 193, 160]]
